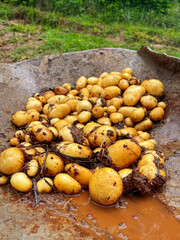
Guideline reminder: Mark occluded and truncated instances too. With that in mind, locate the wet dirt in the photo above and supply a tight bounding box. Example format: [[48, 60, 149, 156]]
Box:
[[0, 46, 180, 239]]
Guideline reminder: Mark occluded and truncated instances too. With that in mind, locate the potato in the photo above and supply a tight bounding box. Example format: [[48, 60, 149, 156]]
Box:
[[134, 118, 153, 131], [103, 86, 121, 100], [100, 75, 119, 88], [26, 109, 40, 123], [0, 148, 24, 175], [54, 119, 72, 131], [47, 95, 69, 104], [158, 101, 166, 109], [88, 125, 117, 147], [76, 76, 87, 90], [27, 159, 39, 177], [92, 106, 104, 119], [107, 106, 117, 115], [14, 130, 25, 141], [106, 139, 141, 169], [118, 168, 133, 179], [10, 137, 19, 146], [83, 121, 100, 135], [109, 97, 123, 108], [37, 177, 53, 193], [11, 111, 28, 127], [138, 131, 150, 140], [56, 142, 92, 159], [66, 99, 80, 112], [110, 113, 123, 124], [139, 139, 156, 150], [25, 97, 42, 112], [0, 176, 8, 185], [87, 77, 98, 85], [124, 117, 134, 127], [65, 163, 93, 186], [123, 85, 146, 106], [142, 79, 164, 98], [149, 107, 164, 121], [54, 173, 81, 195], [76, 100, 92, 113], [43, 90, 55, 100], [122, 67, 133, 75], [97, 117, 111, 126], [140, 95, 158, 109], [130, 107, 146, 122], [62, 83, 72, 92], [10, 172, 32, 192], [48, 127, 59, 138], [118, 79, 129, 90], [79, 88, 90, 99], [77, 111, 91, 124], [54, 86, 68, 95], [117, 127, 138, 138], [32, 125, 53, 143], [89, 168, 123, 206], [118, 106, 137, 118], [38, 153, 64, 177], [19, 144, 36, 161], [48, 104, 71, 119]]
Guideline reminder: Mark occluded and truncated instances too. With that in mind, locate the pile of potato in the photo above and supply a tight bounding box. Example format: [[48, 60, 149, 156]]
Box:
[[0, 68, 167, 206]]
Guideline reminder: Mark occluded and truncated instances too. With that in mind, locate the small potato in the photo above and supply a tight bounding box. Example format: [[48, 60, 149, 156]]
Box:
[[65, 163, 93, 186], [26, 109, 40, 123], [47, 95, 69, 104], [100, 75, 119, 88], [129, 77, 140, 85], [62, 83, 72, 91], [97, 117, 111, 126], [118, 107, 137, 118], [43, 90, 55, 100], [118, 79, 129, 90], [92, 106, 104, 119], [54, 119, 72, 131], [134, 118, 153, 131], [76, 123, 84, 130], [10, 137, 19, 146], [109, 97, 123, 108], [15, 130, 25, 141], [118, 127, 138, 138], [149, 107, 164, 121], [87, 77, 98, 85], [25, 97, 42, 112], [125, 117, 134, 127], [50, 118, 60, 125], [37, 177, 53, 193], [138, 131, 150, 140], [54, 173, 81, 195], [140, 95, 158, 109], [0, 176, 8, 185], [107, 139, 141, 169], [19, 144, 36, 161], [158, 102, 166, 109], [63, 115, 78, 125], [27, 159, 39, 177], [107, 106, 116, 115], [90, 85, 104, 97], [103, 86, 121, 100], [79, 88, 90, 99], [121, 73, 132, 80], [69, 89, 79, 96], [76, 76, 87, 91], [89, 168, 123, 206], [88, 125, 117, 147], [10, 172, 32, 192], [38, 153, 64, 177], [77, 111, 91, 124], [118, 168, 133, 179], [76, 100, 92, 113], [48, 127, 59, 138], [139, 140, 156, 150], [54, 86, 68, 95], [130, 107, 146, 122], [48, 104, 71, 119], [100, 72, 108, 78], [122, 67, 133, 75], [123, 85, 146, 106], [142, 79, 164, 98], [110, 113, 123, 124], [0, 148, 24, 175]]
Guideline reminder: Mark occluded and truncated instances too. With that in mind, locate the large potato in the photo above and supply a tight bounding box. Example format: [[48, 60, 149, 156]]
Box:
[[10, 172, 32, 192], [123, 85, 146, 106], [0, 148, 24, 175], [142, 79, 164, 98], [107, 139, 141, 169], [89, 168, 123, 206], [65, 163, 93, 186], [54, 173, 81, 195]]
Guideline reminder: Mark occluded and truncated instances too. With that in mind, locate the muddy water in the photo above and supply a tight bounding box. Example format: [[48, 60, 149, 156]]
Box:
[[40, 191, 180, 240]]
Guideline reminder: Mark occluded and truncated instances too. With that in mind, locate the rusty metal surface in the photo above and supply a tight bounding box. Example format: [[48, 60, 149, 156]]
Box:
[[0, 46, 180, 239]]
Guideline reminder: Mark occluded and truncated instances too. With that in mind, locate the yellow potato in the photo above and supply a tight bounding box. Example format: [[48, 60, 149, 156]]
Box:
[[76, 76, 87, 90], [32, 125, 53, 143], [27, 159, 39, 177], [10, 172, 32, 192], [25, 97, 42, 112], [0, 176, 8, 185], [83, 122, 100, 135], [149, 107, 164, 121], [130, 108, 146, 122], [134, 118, 153, 131], [65, 163, 93, 186], [123, 85, 146, 106], [11, 111, 28, 127], [140, 95, 158, 109], [54, 173, 81, 195], [89, 168, 123, 206], [48, 104, 71, 119], [0, 148, 24, 175], [118, 106, 137, 118], [37, 177, 53, 193], [142, 79, 164, 98]]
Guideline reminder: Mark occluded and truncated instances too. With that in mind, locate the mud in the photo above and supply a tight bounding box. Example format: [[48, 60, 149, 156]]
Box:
[[0, 46, 180, 239]]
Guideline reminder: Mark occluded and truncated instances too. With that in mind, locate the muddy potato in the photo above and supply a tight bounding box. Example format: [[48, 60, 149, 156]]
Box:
[[0, 148, 24, 175], [117, 127, 138, 138], [14, 130, 25, 142], [123, 85, 146, 106], [118, 106, 137, 118], [27, 159, 39, 177], [19, 144, 36, 161], [50, 118, 60, 125], [88, 125, 117, 147], [48, 127, 59, 138], [118, 168, 133, 179], [65, 163, 93, 186], [139, 139, 156, 149], [89, 168, 123, 206], [0, 176, 8, 185], [140, 95, 158, 109], [77, 111, 91, 124], [76, 76, 87, 90], [130, 107, 146, 122], [32, 125, 53, 143], [54, 173, 81, 195], [43, 90, 55, 100], [38, 153, 64, 177], [129, 77, 140, 85], [97, 117, 111, 126], [63, 115, 78, 125], [26, 109, 40, 123], [25, 97, 43, 112], [149, 107, 164, 121], [54, 86, 68, 95], [12, 111, 28, 127], [142, 79, 164, 98], [103, 86, 121, 100], [106, 139, 141, 169], [79, 88, 90, 99], [110, 112, 124, 124], [39, 114, 49, 124], [10, 172, 32, 192], [134, 118, 153, 131], [37, 177, 53, 193], [56, 142, 92, 159], [48, 104, 71, 119]]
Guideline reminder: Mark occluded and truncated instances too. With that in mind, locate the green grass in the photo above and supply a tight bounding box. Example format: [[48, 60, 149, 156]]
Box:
[[0, 2, 179, 62]]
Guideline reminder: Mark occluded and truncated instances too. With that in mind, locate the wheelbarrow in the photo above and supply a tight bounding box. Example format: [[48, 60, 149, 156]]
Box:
[[0, 46, 180, 239]]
